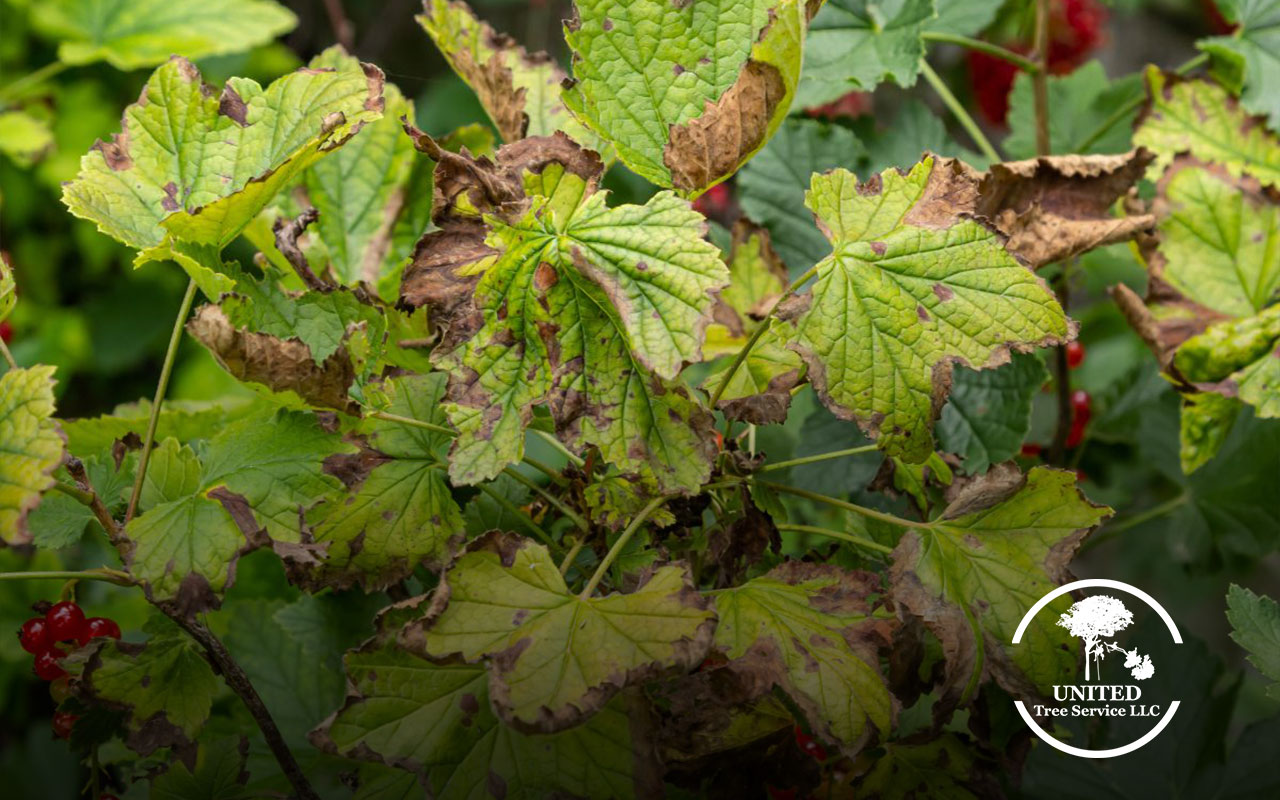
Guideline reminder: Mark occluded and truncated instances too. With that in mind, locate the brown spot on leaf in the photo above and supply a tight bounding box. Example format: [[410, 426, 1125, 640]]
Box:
[[218, 86, 249, 126], [91, 133, 133, 172], [161, 182, 181, 212], [932, 283, 954, 302], [869, 241, 886, 256]]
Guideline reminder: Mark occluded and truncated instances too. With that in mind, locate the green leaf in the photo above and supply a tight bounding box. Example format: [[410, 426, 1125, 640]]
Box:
[[782, 157, 1070, 462], [60, 399, 255, 457], [1176, 305, 1280, 416], [304, 374, 466, 590], [0, 110, 53, 167], [890, 466, 1112, 701], [1179, 392, 1242, 473], [738, 117, 867, 271], [26, 490, 93, 550], [717, 221, 791, 325], [1226, 583, 1280, 699], [420, 0, 607, 155], [81, 628, 219, 750], [583, 473, 676, 531], [938, 353, 1050, 474], [404, 532, 715, 732], [61, 54, 383, 298], [315, 642, 649, 799], [1199, 0, 1280, 130], [413, 144, 725, 491], [304, 50, 424, 286], [31, 0, 296, 69], [1135, 68, 1280, 188], [925, 0, 999, 36], [713, 562, 891, 750], [798, 0, 933, 107], [854, 734, 981, 799], [0, 365, 64, 545], [1005, 61, 1144, 159], [0, 257, 14, 323], [787, 403, 882, 497], [562, 0, 813, 193], [149, 737, 254, 800], [857, 100, 976, 173], [706, 322, 808, 425]]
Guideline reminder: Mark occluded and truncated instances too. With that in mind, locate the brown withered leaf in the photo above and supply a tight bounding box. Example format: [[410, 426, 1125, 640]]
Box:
[[974, 149, 1157, 269], [187, 305, 357, 413], [706, 485, 781, 588], [652, 667, 793, 765]]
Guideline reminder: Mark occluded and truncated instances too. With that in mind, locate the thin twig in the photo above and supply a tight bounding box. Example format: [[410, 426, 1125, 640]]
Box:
[[756, 445, 878, 473], [756, 480, 929, 530], [0, 336, 16, 370], [66, 457, 124, 545], [321, 0, 356, 52], [0, 569, 134, 585], [126, 278, 198, 521], [580, 495, 669, 599], [921, 31, 1040, 74], [776, 523, 894, 555], [532, 429, 585, 468], [559, 537, 587, 576], [50, 480, 95, 506], [502, 467, 589, 532], [919, 60, 1002, 164]]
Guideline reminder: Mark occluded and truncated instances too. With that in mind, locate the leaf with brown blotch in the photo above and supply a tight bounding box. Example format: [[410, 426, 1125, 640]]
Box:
[[973, 149, 1157, 269], [400, 531, 716, 734]]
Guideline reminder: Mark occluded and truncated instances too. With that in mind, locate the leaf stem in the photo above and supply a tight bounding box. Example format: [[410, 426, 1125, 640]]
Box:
[[476, 481, 557, 549], [51, 480, 95, 506], [0, 60, 70, 102], [502, 466, 589, 532], [369, 409, 455, 438], [1031, 0, 1052, 156], [756, 444, 878, 473], [919, 60, 1002, 164], [559, 537, 587, 576], [520, 455, 568, 486], [756, 480, 929, 529], [1073, 53, 1208, 152], [921, 32, 1040, 74], [0, 569, 135, 585], [532, 428, 586, 468], [580, 495, 668, 599], [709, 264, 821, 408], [1079, 494, 1187, 553], [0, 336, 16, 370], [126, 278, 198, 521], [776, 523, 893, 555]]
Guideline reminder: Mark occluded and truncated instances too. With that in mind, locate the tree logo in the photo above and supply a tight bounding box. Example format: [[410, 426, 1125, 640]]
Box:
[[1012, 578, 1181, 759]]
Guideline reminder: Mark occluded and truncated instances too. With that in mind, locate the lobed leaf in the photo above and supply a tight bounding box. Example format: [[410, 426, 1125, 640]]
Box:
[[1198, 0, 1280, 131], [1226, 583, 1280, 699], [0, 365, 64, 546], [938, 353, 1049, 474], [798, 0, 933, 107]]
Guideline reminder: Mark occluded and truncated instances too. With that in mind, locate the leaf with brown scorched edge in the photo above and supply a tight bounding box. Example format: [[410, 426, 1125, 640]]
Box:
[[121, 411, 350, 611], [780, 157, 1071, 463], [77, 623, 218, 758], [0, 366, 64, 546], [562, 0, 817, 195], [712, 562, 892, 754], [312, 641, 657, 799], [420, 0, 610, 158], [973, 150, 1157, 270], [704, 219, 793, 357], [583, 471, 677, 532], [890, 466, 1110, 712], [61, 53, 383, 299], [299, 374, 465, 591], [706, 321, 806, 425], [651, 665, 795, 766], [400, 128, 724, 491], [1135, 67, 1280, 188], [400, 531, 715, 733]]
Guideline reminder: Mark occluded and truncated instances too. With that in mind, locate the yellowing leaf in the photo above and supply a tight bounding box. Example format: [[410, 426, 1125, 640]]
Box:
[[403, 532, 715, 732], [0, 366, 64, 545]]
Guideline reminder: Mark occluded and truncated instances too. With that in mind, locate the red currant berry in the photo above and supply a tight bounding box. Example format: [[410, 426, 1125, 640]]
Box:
[[793, 725, 828, 761], [1020, 443, 1043, 458], [1070, 389, 1092, 422], [0, 320, 12, 344], [33, 648, 67, 681], [1066, 420, 1086, 449], [49, 676, 72, 705], [692, 182, 731, 218], [1065, 341, 1085, 369], [18, 617, 50, 654], [45, 602, 86, 643], [967, 47, 1021, 125], [51, 711, 78, 740], [79, 617, 122, 645]]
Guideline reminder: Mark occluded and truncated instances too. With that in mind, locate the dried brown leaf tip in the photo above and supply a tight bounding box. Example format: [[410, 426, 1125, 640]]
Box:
[[187, 305, 357, 414], [974, 149, 1157, 269]]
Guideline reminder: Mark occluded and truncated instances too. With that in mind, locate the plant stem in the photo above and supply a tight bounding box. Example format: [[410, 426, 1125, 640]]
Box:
[[756, 480, 929, 529], [522, 455, 568, 486], [66, 457, 126, 547], [559, 537, 587, 576], [580, 495, 668, 599], [1073, 53, 1208, 152], [126, 278, 198, 521], [921, 32, 1041, 74], [502, 466, 589, 532], [0, 336, 16, 370], [476, 481, 557, 548], [1031, 0, 1052, 156], [919, 60, 1002, 164], [776, 523, 894, 555], [709, 264, 821, 408], [0, 569, 135, 585], [1079, 495, 1187, 553], [369, 409, 455, 438], [0, 60, 70, 102], [756, 445, 878, 473], [1049, 265, 1073, 463], [532, 428, 586, 468], [51, 480, 95, 506], [164, 611, 321, 800]]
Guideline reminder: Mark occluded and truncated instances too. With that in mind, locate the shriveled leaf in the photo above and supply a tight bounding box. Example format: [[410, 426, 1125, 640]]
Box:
[[780, 157, 1070, 462], [713, 562, 892, 752], [1005, 61, 1144, 159], [1135, 68, 1280, 188], [939, 353, 1050, 474], [706, 322, 806, 425], [1226, 583, 1280, 699], [798, 0, 933, 106], [583, 473, 676, 532], [402, 532, 715, 732], [303, 374, 465, 590], [421, 0, 606, 155], [315, 642, 652, 798], [562, 0, 815, 193], [81, 629, 219, 754], [0, 365, 64, 545], [0, 110, 54, 167], [889, 466, 1111, 705], [31, 0, 296, 69], [1199, 0, 1280, 130], [62, 54, 383, 298]]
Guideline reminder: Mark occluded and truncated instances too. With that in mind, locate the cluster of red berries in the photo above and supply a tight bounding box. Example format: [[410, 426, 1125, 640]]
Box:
[[17, 601, 122, 740]]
